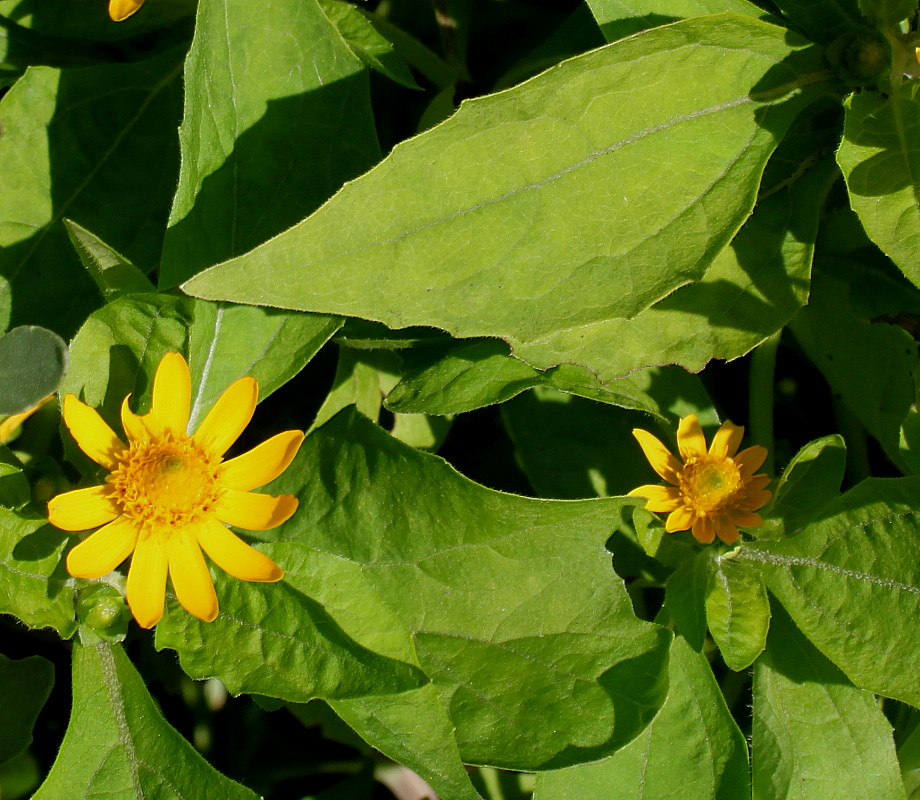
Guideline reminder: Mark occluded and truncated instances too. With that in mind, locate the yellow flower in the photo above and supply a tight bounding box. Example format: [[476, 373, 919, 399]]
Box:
[[628, 414, 771, 545], [48, 353, 303, 628], [108, 0, 145, 21]]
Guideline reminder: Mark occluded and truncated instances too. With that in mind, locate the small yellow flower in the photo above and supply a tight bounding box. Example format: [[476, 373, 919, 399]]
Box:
[[109, 0, 145, 21], [48, 353, 304, 629], [628, 414, 771, 545]]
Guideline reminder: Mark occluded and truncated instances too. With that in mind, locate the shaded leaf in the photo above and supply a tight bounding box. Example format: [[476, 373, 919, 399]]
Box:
[[32, 642, 260, 800], [183, 15, 831, 382], [535, 635, 750, 800], [752, 604, 905, 800], [0, 509, 74, 636], [63, 219, 154, 302], [665, 552, 709, 650], [838, 84, 920, 288], [742, 476, 920, 706], [770, 0, 863, 45], [0, 654, 54, 767], [0, 326, 67, 415]]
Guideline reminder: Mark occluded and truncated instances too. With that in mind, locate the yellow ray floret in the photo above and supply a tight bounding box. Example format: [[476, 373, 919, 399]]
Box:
[[48, 353, 303, 628], [628, 414, 771, 545], [108, 0, 146, 21]]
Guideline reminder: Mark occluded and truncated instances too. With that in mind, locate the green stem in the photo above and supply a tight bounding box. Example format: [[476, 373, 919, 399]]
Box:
[[748, 331, 781, 476]]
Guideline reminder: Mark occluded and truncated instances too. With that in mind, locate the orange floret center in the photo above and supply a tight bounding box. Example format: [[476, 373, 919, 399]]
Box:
[[678, 457, 742, 517], [108, 439, 221, 529]]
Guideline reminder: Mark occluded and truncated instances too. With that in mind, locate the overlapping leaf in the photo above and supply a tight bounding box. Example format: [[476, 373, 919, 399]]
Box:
[[586, 0, 767, 42], [33, 642, 260, 800], [752, 605, 905, 800], [742, 476, 920, 706], [184, 14, 832, 382], [535, 635, 750, 800], [0, 654, 54, 767]]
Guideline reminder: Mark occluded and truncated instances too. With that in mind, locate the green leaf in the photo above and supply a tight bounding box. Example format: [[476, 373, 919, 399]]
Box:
[[59, 293, 190, 428], [319, 0, 421, 89], [534, 635, 750, 800], [160, 0, 380, 287], [311, 348, 397, 431], [742, 477, 920, 706], [32, 641, 260, 800], [857, 0, 917, 26], [705, 550, 771, 671], [664, 552, 710, 650], [0, 654, 54, 768], [183, 15, 832, 382], [266, 410, 671, 772], [586, 0, 768, 42], [0, 53, 183, 336], [759, 434, 846, 538], [789, 271, 917, 468], [185, 300, 342, 431], [752, 604, 905, 800], [0, 509, 74, 636], [63, 219, 155, 302], [155, 570, 428, 700], [770, 0, 863, 45], [838, 84, 920, 288], [0, 326, 67, 415]]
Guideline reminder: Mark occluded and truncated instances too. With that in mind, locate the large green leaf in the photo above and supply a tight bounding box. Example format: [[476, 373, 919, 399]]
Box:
[[534, 634, 750, 800], [32, 641, 260, 800], [586, 0, 767, 42], [0, 326, 68, 415], [0, 509, 74, 636], [254, 410, 669, 774], [838, 84, 920, 289], [160, 0, 379, 287], [742, 477, 920, 706], [0, 53, 183, 336], [752, 605, 905, 800], [770, 0, 863, 45], [184, 14, 831, 382], [0, 654, 54, 767], [185, 300, 342, 431]]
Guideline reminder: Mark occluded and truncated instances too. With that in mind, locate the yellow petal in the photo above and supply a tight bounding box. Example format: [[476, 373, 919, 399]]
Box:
[[168, 530, 218, 623], [197, 519, 283, 582], [631, 428, 682, 484], [691, 516, 716, 544], [676, 415, 707, 461], [149, 353, 191, 439], [62, 395, 125, 470], [126, 533, 168, 629], [192, 377, 258, 456], [728, 509, 764, 529], [66, 517, 138, 579], [627, 484, 682, 512], [738, 489, 772, 512], [121, 394, 150, 444], [47, 486, 119, 532], [108, 0, 145, 21], [665, 505, 695, 533], [218, 430, 304, 491], [214, 489, 299, 531], [745, 475, 771, 493], [736, 445, 768, 477], [709, 420, 744, 460], [0, 394, 53, 444], [712, 517, 739, 545]]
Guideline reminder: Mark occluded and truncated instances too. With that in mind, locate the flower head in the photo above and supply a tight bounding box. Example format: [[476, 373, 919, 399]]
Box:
[[48, 353, 303, 628], [109, 0, 145, 21], [628, 414, 771, 545]]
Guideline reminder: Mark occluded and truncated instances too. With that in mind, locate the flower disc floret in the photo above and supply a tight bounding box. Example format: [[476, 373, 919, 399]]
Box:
[[48, 352, 305, 629], [628, 414, 771, 545]]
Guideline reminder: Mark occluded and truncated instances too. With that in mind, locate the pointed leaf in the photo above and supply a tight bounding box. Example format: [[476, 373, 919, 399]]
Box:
[[32, 642, 260, 800], [742, 476, 920, 706], [535, 635, 750, 800], [752, 604, 905, 800], [184, 15, 832, 382], [160, 0, 379, 287], [63, 219, 154, 302], [838, 84, 920, 289]]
